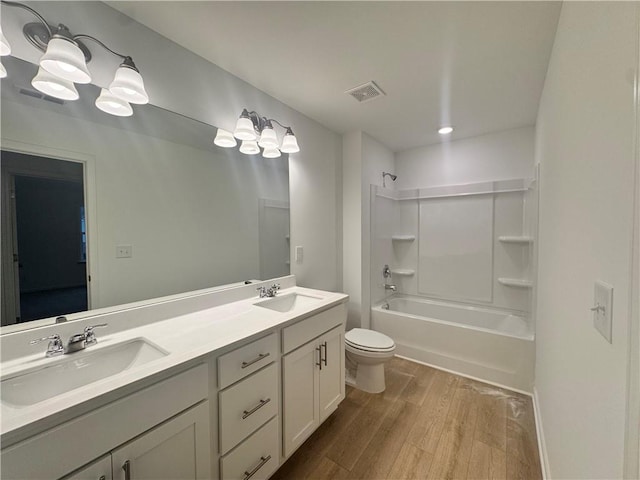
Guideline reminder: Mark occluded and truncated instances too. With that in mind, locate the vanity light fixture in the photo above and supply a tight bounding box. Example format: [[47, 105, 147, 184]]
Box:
[[0, 25, 10, 78], [213, 128, 237, 148], [221, 109, 300, 159], [438, 126, 454, 135], [31, 66, 79, 100], [95, 88, 133, 117], [0, 0, 149, 115]]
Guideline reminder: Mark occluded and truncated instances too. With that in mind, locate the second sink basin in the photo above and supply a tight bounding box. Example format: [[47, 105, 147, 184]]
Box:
[[254, 292, 323, 313], [1, 338, 169, 408]]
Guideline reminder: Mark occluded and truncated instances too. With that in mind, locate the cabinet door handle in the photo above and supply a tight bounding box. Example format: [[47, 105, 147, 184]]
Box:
[[99, 476, 106, 480], [243, 455, 272, 480], [316, 345, 322, 370], [241, 352, 270, 369], [242, 397, 271, 419], [122, 460, 131, 480], [321, 341, 328, 366]]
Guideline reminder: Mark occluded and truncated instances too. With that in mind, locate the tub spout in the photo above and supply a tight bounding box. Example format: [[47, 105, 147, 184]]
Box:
[[384, 284, 397, 292]]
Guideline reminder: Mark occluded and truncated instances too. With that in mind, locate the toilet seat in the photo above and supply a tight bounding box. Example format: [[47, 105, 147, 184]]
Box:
[[345, 328, 395, 353]]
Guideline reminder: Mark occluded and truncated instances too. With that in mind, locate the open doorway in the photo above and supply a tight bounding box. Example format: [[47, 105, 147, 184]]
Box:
[[1, 151, 89, 325]]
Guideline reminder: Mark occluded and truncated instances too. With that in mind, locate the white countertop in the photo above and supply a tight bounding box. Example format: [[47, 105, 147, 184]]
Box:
[[0, 285, 348, 444]]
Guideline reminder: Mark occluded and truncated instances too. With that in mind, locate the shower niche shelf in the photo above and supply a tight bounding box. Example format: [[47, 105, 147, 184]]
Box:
[[498, 236, 534, 244], [391, 235, 416, 241], [391, 269, 415, 276], [498, 278, 533, 288]]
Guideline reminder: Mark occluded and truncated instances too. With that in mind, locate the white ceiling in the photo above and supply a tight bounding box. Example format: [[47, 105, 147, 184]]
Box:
[[108, 1, 561, 152]]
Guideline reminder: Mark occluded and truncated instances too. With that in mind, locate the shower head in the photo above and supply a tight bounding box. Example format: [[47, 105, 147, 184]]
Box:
[[382, 172, 397, 187]]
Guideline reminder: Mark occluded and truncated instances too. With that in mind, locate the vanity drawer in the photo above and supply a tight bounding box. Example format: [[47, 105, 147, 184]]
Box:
[[218, 333, 277, 389], [282, 303, 346, 354], [219, 363, 278, 454], [220, 417, 279, 480]]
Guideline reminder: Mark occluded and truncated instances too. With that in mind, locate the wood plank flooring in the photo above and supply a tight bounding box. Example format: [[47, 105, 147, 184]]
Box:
[[272, 357, 542, 480]]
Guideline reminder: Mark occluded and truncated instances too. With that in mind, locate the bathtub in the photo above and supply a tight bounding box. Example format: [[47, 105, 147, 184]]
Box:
[[371, 295, 535, 392]]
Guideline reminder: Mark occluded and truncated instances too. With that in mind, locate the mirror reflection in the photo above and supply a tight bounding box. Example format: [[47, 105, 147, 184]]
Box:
[[1, 56, 290, 329]]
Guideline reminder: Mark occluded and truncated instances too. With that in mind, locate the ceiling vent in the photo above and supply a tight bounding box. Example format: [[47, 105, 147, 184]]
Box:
[[345, 81, 385, 103], [17, 85, 65, 105]]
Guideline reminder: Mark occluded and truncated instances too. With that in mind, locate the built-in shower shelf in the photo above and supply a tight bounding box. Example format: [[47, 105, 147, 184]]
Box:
[[391, 269, 415, 276], [391, 235, 416, 241], [498, 236, 534, 244], [498, 278, 533, 288]]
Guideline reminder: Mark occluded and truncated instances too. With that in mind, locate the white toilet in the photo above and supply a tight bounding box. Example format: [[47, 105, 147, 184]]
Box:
[[345, 328, 396, 393]]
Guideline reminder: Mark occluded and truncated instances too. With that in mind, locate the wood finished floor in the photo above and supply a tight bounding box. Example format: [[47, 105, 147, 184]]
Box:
[[272, 357, 542, 480]]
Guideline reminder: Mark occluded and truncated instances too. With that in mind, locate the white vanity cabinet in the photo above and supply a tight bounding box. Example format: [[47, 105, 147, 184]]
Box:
[[63, 402, 210, 480], [282, 304, 346, 458], [1, 365, 211, 480]]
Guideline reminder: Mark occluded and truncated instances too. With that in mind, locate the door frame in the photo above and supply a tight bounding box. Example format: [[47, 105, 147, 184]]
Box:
[[1, 138, 99, 322]]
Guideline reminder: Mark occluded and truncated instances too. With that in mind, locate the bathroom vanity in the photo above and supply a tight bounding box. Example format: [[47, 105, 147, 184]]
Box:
[[0, 277, 348, 480]]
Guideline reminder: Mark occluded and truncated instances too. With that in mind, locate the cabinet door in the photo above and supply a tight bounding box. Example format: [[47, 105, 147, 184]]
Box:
[[112, 401, 211, 480], [318, 326, 345, 422], [282, 341, 320, 457], [61, 455, 112, 480]]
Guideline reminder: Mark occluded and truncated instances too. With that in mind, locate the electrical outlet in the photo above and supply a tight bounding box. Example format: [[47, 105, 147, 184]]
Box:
[[116, 245, 132, 258], [593, 280, 613, 343]]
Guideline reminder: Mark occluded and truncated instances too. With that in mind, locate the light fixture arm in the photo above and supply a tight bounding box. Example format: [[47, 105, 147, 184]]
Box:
[[1, 0, 52, 36], [72, 34, 131, 64], [269, 118, 294, 132]]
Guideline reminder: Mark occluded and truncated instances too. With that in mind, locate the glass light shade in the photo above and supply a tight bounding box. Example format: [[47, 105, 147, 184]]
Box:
[[262, 147, 281, 159], [239, 140, 260, 155], [258, 126, 278, 148], [39, 37, 91, 84], [95, 88, 133, 117], [32, 67, 79, 100], [0, 62, 6, 79], [109, 66, 149, 105], [280, 133, 300, 153], [214, 128, 237, 148], [0, 27, 11, 56], [234, 116, 257, 141]]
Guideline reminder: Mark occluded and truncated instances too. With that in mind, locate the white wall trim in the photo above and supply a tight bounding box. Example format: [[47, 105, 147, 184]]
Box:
[[624, 5, 640, 479], [533, 387, 550, 480]]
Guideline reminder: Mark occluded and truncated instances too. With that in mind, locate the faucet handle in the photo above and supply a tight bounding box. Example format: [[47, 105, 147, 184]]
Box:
[[271, 283, 280, 291], [30, 334, 64, 357], [257, 286, 267, 298], [84, 323, 108, 346]]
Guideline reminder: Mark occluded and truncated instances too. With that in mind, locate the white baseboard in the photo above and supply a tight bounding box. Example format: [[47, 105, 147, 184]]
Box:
[[532, 387, 550, 479]]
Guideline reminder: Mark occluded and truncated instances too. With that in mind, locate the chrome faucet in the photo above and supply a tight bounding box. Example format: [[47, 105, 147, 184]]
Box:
[[385, 284, 397, 292], [30, 334, 64, 357], [31, 323, 108, 357], [258, 284, 281, 298]]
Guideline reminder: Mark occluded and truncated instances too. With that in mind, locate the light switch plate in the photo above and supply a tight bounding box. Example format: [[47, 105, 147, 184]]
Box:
[[295, 246, 303, 263], [593, 280, 613, 343]]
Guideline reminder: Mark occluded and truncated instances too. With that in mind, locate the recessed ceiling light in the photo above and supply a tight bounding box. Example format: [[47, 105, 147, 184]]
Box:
[[438, 126, 454, 135]]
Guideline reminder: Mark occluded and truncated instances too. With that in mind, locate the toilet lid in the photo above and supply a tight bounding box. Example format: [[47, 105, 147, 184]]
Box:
[[345, 328, 395, 351]]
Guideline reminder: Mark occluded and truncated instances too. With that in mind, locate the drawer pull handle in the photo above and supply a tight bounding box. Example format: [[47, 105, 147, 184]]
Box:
[[321, 341, 328, 366], [242, 397, 271, 419], [316, 346, 322, 370], [99, 476, 106, 480], [244, 455, 272, 480], [241, 352, 270, 369], [122, 460, 131, 480]]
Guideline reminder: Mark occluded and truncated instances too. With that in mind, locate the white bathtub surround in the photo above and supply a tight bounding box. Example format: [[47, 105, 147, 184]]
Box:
[[372, 295, 534, 392], [370, 178, 536, 315], [344, 328, 396, 393]]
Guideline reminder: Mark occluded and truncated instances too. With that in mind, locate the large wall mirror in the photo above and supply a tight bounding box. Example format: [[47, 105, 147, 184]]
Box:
[[1, 56, 290, 331]]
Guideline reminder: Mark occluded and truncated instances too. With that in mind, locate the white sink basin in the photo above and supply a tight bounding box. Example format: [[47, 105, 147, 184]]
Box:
[[1, 338, 169, 407], [254, 292, 323, 313]]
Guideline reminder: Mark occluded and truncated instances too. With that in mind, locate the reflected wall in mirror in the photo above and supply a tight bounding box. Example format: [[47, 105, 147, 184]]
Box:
[[1, 56, 290, 329]]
